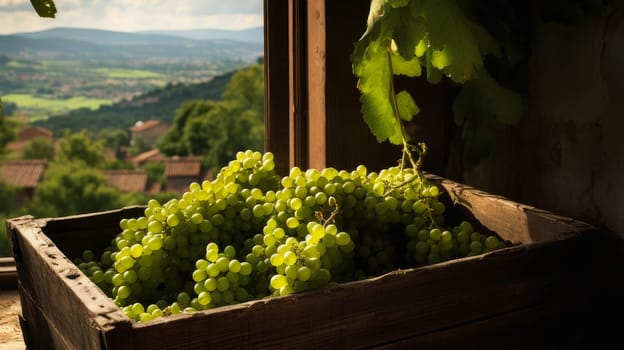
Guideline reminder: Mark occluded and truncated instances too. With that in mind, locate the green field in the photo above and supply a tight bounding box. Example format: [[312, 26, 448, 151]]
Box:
[[1, 93, 113, 121], [94, 67, 164, 79]]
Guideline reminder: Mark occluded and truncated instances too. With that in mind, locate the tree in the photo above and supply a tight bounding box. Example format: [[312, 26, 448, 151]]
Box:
[[21, 137, 55, 160], [158, 63, 265, 172], [0, 180, 16, 214], [97, 128, 130, 160], [0, 105, 17, 155], [27, 161, 121, 217], [222, 63, 265, 116], [56, 129, 106, 167]]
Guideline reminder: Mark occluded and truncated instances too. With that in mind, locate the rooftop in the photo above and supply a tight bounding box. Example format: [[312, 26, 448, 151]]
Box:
[[102, 169, 148, 192], [0, 159, 47, 188], [165, 157, 202, 177]]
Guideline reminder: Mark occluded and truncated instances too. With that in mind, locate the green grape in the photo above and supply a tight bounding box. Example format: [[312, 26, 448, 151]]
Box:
[[485, 236, 499, 250], [74, 150, 511, 323], [470, 241, 484, 254]]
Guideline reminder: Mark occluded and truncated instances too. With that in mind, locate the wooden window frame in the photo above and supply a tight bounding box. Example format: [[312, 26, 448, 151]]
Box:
[[264, 1, 444, 175]]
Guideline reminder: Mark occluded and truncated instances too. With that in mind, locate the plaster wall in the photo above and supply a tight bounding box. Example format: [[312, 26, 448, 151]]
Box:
[[461, 11, 624, 237]]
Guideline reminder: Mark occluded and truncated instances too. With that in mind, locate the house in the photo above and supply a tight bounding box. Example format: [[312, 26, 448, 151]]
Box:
[[130, 148, 166, 166], [6, 126, 54, 153], [0, 159, 47, 205], [129, 120, 170, 149], [102, 169, 148, 193], [164, 156, 210, 193]]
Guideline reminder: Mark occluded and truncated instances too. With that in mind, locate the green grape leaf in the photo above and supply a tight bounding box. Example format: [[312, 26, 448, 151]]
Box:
[[392, 3, 426, 60], [453, 68, 522, 126], [423, 0, 498, 82], [389, 0, 410, 8], [467, 21, 502, 58], [353, 2, 407, 145], [30, 0, 57, 18], [430, 49, 449, 70], [452, 68, 523, 167], [354, 38, 402, 144], [415, 39, 428, 57], [425, 48, 443, 84], [391, 53, 422, 77], [396, 90, 420, 122]]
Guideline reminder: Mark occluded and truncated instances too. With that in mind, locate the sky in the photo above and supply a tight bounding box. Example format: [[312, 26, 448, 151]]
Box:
[[0, 0, 264, 35]]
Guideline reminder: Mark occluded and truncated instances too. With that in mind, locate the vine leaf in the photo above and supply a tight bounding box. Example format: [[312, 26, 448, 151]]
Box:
[[391, 53, 421, 77], [352, 0, 517, 155], [30, 0, 57, 18], [423, 0, 499, 82], [354, 38, 400, 144], [452, 68, 522, 127], [396, 90, 420, 122], [452, 68, 522, 166]]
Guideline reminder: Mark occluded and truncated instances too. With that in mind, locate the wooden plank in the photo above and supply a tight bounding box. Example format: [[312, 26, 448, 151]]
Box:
[[371, 302, 589, 350], [432, 175, 596, 244], [7, 210, 136, 350], [0, 257, 17, 290], [100, 236, 585, 349], [306, 0, 326, 169]]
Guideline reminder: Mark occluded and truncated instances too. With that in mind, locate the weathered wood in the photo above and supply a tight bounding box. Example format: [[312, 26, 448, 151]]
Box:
[[0, 257, 17, 289], [8, 178, 596, 350], [263, 0, 291, 176], [8, 209, 139, 350]]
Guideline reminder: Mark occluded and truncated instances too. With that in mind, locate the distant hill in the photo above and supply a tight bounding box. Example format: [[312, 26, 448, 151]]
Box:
[[139, 27, 263, 43], [32, 69, 237, 136], [0, 27, 263, 63]]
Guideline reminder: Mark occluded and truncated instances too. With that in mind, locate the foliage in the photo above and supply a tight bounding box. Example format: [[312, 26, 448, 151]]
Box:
[[144, 161, 166, 187], [30, 0, 57, 18], [56, 129, 106, 167], [0, 108, 17, 155], [0, 182, 17, 256], [1, 101, 17, 116], [26, 161, 121, 218], [0, 181, 17, 214], [21, 137, 55, 160], [351, 0, 523, 168], [96, 128, 131, 161], [0, 214, 9, 257], [158, 63, 265, 172]]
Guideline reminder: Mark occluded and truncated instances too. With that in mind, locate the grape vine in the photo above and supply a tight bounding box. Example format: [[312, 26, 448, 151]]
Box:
[[351, 0, 523, 168]]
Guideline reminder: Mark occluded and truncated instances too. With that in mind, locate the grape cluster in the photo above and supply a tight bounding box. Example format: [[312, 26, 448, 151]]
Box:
[[75, 150, 507, 322]]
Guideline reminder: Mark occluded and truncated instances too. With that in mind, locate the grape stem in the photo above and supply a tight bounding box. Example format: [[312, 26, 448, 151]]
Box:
[[319, 196, 341, 227], [385, 49, 428, 179]]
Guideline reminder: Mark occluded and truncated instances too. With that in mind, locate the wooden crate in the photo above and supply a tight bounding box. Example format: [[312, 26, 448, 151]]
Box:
[[7, 176, 597, 350]]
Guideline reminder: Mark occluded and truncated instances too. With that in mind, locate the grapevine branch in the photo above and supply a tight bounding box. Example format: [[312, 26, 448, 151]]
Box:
[[386, 50, 420, 172]]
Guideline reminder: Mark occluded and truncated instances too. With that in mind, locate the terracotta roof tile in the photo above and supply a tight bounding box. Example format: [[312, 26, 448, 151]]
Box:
[[130, 120, 164, 132], [103, 170, 148, 192], [165, 157, 202, 177], [0, 159, 47, 188], [131, 149, 166, 165]]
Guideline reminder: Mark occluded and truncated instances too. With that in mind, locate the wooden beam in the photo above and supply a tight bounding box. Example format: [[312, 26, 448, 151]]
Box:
[[263, 0, 291, 175], [288, 0, 308, 169], [307, 0, 326, 169]]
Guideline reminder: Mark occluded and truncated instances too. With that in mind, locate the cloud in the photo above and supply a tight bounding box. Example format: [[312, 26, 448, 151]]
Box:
[[0, 0, 263, 34]]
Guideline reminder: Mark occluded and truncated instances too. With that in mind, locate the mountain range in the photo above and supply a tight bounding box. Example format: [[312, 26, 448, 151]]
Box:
[[0, 27, 263, 62]]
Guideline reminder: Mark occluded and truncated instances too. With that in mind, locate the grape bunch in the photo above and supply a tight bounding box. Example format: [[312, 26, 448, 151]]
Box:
[[75, 150, 507, 322]]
